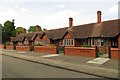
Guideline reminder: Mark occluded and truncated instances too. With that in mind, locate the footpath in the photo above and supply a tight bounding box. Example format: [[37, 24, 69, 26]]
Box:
[[1, 49, 119, 79]]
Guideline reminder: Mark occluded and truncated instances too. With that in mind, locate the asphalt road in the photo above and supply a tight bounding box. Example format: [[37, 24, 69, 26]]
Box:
[[2, 55, 101, 78]]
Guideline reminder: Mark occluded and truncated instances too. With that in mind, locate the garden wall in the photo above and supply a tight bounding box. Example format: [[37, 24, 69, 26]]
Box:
[[6, 45, 14, 50], [16, 46, 30, 52], [65, 47, 96, 57], [0, 44, 4, 49], [111, 48, 120, 60], [34, 46, 57, 54]]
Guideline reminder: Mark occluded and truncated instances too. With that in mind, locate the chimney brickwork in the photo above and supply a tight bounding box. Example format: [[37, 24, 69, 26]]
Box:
[[69, 17, 73, 28], [97, 11, 102, 24], [36, 25, 40, 32]]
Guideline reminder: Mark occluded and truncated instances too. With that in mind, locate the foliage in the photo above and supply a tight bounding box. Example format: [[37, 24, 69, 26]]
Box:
[[98, 51, 105, 57], [50, 44, 56, 46], [16, 27, 24, 34], [2, 19, 16, 43], [35, 43, 43, 46], [6, 42, 10, 45], [28, 25, 42, 33], [80, 44, 92, 47]]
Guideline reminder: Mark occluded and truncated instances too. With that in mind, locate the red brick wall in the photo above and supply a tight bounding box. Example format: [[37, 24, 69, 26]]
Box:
[[6, 45, 14, 50], [0, 44, 4, 49], [65, 47, 96, 57], [16, 46, 30, 52], [111, 48, 120, 60], [34, 46, 57, 54]]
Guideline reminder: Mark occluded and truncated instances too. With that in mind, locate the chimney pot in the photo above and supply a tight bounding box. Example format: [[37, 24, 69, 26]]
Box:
[[69, 17, 73, 28], [16, 31, 18, 36], [36, 25, 40, 32], [97, 10, 102, 24], [23, 28, 26, 34]]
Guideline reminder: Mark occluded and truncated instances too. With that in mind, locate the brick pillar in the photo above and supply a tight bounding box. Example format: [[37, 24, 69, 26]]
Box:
[[36, 25, 40, 32], [69, 17, 73, 28], [23, 28, 26, 34], [118, 35, 120, 48]]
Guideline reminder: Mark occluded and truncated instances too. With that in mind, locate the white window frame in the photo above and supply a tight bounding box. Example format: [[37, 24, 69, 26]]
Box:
[[64, 39, 74, 46], [91, 39, 95, 46]]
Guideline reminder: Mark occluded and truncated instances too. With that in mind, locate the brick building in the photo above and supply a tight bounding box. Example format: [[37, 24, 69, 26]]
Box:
[[10, 11, 120, 49]]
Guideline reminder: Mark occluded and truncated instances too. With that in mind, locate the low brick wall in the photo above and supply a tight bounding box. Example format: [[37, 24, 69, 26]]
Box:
[[34, 46, 57, 54], [111, 48, 120, 60], [65, 47, 96, 57], [6, 45, 14, 50], [16, 46, 30, 52], [0, 44, 4, 49]]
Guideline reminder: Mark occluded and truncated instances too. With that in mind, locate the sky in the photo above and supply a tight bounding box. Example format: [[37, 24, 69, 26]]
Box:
[[0, 0, 119, 30]]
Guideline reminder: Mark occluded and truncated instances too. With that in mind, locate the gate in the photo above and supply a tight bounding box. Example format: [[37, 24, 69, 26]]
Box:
[[13, 45, 16, 50], [96, 46, 111, 58], [30, 46, 34, 51], [57, 46, 64, 54]]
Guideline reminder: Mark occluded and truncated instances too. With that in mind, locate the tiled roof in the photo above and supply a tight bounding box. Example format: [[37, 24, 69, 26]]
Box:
[[11, 19, 119, 42], [44, 27, 67, 40], [69, 19, 119, 38], [10, 37, 16, 42], [15, 35, 25, 42]]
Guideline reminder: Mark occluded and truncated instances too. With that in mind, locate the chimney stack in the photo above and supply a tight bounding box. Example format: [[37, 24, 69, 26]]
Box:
[[23, 28, 26, 34], [97, 10, 102, 24], [16, 31, 18, 36], [69, 17, 73, 28], [36, 25, 40, 32]]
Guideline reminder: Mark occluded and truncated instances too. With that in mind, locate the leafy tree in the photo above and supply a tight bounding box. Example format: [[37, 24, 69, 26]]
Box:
[[2, 19, 16, 43], [16, 27, 24, 34], [28, 25, 42, 33], [0, 24, 2, 43]]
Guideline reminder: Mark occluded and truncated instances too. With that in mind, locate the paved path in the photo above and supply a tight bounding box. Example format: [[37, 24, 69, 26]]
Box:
[[1, 49, 119, 79], [2, 55, 100, 78]]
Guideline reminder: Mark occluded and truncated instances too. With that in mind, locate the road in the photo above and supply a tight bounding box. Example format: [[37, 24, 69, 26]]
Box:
[[2, 55, 101, 78]]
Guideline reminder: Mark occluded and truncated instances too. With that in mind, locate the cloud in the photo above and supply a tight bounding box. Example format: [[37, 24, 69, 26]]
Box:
[[108, 4, 118, 14], [40, 10, 80, 29], [52, 4, 65, 9]]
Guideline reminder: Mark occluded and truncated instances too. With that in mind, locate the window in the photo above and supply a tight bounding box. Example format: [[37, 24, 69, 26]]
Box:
[[35, 40, 40, 44], [18, 42, 22, 46], [112, 39, 118, 47], [101, 39, 104, 46], [91, 39, 95, 46], [59, 40, 62, 46], [24, 40, 29, 45], [64, 39, 74, 46], [97, 39, 104, 46], [42, 40, 49, 46], [88, 39, 91, 45]]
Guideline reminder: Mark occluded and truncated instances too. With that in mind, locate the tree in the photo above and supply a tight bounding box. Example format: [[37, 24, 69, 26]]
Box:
[[28, 25, 42, 33], [2, 19, 16, 43], [0, 24, 2, 43], [16, 27, 24, 34]]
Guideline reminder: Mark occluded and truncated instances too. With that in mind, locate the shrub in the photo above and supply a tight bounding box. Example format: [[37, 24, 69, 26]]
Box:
[[6, 42, 10, 45], [50, 44, 56, 46], [98, 51, 105, 57], [35, 43, 43, 46], [80, 44, 92, 47]]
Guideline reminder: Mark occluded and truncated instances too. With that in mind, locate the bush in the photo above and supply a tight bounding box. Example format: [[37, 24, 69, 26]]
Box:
[[98, 51, 105, 57], [50, 44, 55, 46], [6, 42, 10, 45], [80, 44, 92, 47], [35, 43, 43, 46]]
